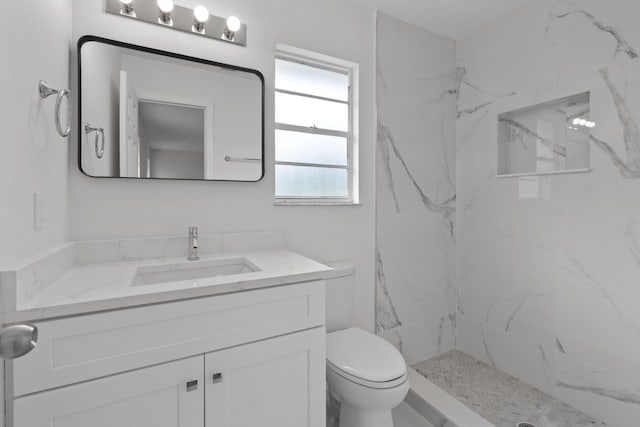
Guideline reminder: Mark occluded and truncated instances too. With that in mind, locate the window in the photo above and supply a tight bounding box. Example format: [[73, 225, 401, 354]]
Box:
[[274, 47, 358, 204]]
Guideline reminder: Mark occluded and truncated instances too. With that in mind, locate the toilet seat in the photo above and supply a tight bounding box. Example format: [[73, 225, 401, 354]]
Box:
[[327, 327, 407, 389], [327, 361, 408, 389]]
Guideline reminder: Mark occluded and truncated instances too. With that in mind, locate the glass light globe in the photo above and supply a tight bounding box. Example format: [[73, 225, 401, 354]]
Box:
[[157, 0, 174, 13], [194, 6, 209, 23], [226, 16, 241, 32]]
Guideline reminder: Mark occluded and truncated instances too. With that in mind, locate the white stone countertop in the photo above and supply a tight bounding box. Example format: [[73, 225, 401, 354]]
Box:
[[1, 249, 332, 323]]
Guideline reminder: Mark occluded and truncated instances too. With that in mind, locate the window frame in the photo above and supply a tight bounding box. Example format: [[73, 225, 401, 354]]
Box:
[[273, 47, 358, 205]]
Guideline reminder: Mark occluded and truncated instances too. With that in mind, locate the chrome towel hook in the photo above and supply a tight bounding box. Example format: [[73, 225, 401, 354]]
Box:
[[85, 122, 105, 159], [39, 80, 72, 138]]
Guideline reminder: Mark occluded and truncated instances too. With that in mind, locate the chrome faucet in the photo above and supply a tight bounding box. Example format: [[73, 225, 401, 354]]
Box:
[[188, 226, 199, 261]]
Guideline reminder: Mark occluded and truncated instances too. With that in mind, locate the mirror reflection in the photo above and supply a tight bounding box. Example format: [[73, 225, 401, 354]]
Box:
[[79, 37, 264, 181], [498, 92, 591, 176]]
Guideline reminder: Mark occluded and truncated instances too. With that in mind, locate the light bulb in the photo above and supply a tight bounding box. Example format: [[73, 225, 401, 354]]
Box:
[[194, 6, 209, 23], [192, 5, 209, 33], [226, 16, 241, 32], [573, 118, 580, 125], [223, 15, 241, 41], [157, 0, 173, 24], [579, 119, 587, 126], [157, 0, 173, 13]]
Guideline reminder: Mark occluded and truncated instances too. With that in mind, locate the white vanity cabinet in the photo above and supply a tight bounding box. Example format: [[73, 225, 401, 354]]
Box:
[[204, 328, 325, 427], [5, 281, 326, 427], [13, 356, 205, 427]]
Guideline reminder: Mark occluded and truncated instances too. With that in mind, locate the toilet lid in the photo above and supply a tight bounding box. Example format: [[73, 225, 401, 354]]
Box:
[[326, 327, 406, 383]]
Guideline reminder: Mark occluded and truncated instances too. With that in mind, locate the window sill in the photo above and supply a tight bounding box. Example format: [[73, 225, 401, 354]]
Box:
[[274, 200, 361, 206]]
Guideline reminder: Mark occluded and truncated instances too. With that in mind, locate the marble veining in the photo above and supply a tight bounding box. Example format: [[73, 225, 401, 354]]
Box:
[[500, 118, 568, 157], [558, 247, 640, 337], [454, 1, 640, 425], [418, 72, 459, 105], [504, 294, 533, 332], [556, 382, 640, 406], [413, 351, 608, 427], [376, 12, 458, 364], [375, 248, 402, 332], [548, 3, 638, 59], [2, 249, 330, 323], [538, 346, 640, 407], [378, 121, 456, 214], [623, 219, 640, 265], [457, 101, 492, 119], [461, 171, 495, 212], [591, 68, 640, 178], [376, 119, 401, 212], [0, 231, 326, 323]]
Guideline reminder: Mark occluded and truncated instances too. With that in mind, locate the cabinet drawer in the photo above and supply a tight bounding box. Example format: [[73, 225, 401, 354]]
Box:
[[10, 281, 324, 396]]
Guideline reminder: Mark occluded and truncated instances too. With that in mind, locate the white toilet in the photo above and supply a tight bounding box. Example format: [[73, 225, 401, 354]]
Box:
[[325, 263, 409, 427]]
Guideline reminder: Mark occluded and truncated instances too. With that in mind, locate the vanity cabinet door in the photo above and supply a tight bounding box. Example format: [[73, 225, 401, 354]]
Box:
[[204, 327, 326, 427], [13, 356, 204, 427]]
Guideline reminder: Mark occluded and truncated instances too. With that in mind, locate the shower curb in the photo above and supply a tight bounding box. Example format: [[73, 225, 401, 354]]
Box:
[[406, 368, 495, 427]]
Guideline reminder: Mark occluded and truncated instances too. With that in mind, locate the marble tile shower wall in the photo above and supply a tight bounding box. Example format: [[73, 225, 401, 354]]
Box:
[[455, 0, 640, 425], [375, 13, 459, 365]]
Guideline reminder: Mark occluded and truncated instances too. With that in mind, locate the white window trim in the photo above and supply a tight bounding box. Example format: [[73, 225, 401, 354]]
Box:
[[274, 44, 359, 206]]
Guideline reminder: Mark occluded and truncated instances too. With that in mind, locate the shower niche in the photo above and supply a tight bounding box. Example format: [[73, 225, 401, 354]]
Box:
[[497, 92, 591, 177]]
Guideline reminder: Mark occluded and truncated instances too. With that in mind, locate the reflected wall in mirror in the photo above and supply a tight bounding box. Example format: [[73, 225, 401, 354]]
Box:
[[497, 92, 591, 176], [79, 36, 264, 181]]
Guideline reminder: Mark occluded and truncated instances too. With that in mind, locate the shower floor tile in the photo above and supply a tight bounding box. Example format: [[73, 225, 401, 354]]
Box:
[[412, 350, 607, 427]]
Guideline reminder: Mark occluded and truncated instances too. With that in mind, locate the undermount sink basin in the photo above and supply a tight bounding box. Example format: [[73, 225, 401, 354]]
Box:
[[131, 258, 260, 286]]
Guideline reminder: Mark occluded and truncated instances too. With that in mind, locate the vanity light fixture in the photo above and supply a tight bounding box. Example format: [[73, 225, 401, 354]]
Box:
[[572, 118, 596, 128], [105, 0, 247, 46], [157, 0, 174, 25], [192, 5, 209, 33], [223, 16, 241, 41], [119, 0, 135, 16]]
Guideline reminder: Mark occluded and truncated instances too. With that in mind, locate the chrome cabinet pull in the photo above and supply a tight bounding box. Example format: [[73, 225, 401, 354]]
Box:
[[224, 155, 260, 163], [0, 324, 38, 360], [39, 80, 72, 138], [212, 372, 223, 383], [186, 379, 198, 392]]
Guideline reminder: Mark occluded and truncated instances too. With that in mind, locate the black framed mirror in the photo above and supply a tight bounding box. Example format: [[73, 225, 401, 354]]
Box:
[[78, 35, 264, 181]]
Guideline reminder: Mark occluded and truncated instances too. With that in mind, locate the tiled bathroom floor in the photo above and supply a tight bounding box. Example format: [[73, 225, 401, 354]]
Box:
[[412, 350, 607, 427]]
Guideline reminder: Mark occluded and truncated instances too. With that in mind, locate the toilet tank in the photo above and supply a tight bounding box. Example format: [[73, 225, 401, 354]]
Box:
[[324, 262, 355, 333]]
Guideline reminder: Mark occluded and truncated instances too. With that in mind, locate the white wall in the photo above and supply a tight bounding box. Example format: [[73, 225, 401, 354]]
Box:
[[0, 0, 71, 269], [69, 0, 376, 331], [375, 13, 458, 365], [0, 0, 72, 424], [456, 0, 640, 425]]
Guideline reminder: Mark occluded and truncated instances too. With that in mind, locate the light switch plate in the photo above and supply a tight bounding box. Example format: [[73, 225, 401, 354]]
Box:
[[33, 192, 45, 230]]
